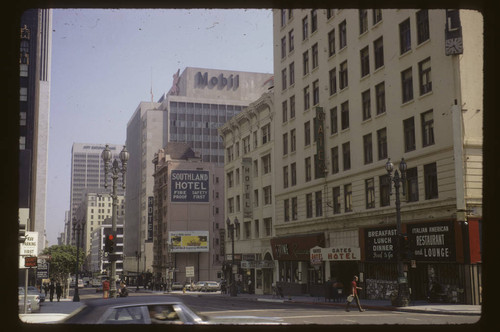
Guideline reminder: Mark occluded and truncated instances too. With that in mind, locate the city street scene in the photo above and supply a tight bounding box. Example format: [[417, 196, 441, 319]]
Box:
[[14, 6, 484, 328]]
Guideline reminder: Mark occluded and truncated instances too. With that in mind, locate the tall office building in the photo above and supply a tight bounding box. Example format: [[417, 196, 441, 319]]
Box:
[[67, 143, 125, 244], [269, 8, 482, 304], [18, 9, 52, 253], [123, 68, 273, 276]]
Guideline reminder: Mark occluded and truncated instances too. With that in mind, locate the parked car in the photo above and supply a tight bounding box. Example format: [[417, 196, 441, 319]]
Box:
[[18, 287, 40, 312], [193, 281, 220, 292], [171, 282, 183, 291], [18, 298, 32, 314], [61, 296, 286, 325], [28, 286, 46, 303]]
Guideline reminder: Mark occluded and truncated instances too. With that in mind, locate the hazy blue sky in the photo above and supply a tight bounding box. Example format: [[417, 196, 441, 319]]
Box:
[[46, 9, 274, 245]]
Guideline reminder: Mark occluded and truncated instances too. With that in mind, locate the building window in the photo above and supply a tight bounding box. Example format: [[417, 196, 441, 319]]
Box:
[[406, 167, 419, 202], [341, 101, 349, 130], [244, 221, 251, 239], [291, 162, 297, 186], [401, 67, 413, 103], [313, 80, 319, 105], [328, 28, 336, 56], [311, 9, 318, 32], [329, 68, 337, 95], [339, 20, 347, 49], [253, 131, 258, 149], [304, 121, 311, 146], [283, 165, 289, 188], [289, 62, 295, 85], [243, 136, 250, 154], [363, 133, 373, 164], [305, 156, 312, 182], [344, 184, 353, 212], [359, 46, 370, 77], [281, 36, 286, 59], [315, 190, 323, 217], [424, 162, 438, 199], [264, 218, 272, 236], [263, 186, 272, 205], [302, 16, 308, 40], [283, 133, 288, 155], [359, 9, 368, 34], [327, 9, 335, 19], [303, 50, 309, 76], [374, 37, 384, 69], [290, 95, 296, 118], [262, 154, 271, 174], [306, 193, 313, 218], [236, 195, 240, 212], [339, 60, 348, 89], [289, 29, 295, 52], [421, 110, 435, 147], [19, 136, 26, 150], [418, 57, 432, 95], [373, 9, 382, 24], [362, 89, 371, 120], [416, 9, 430, 44], [284, 199, 290, 222], [403, 117, 416, 152], [342, 142, 351, 170], [365, 178, 375, 209], [228, 197, 234, 213], [330, 107, 338, 135], [328, 147, 338, 177], [303, 85, 310, 110], [332, 187, 341, 214], [290, 129, 296, 152], [377, 127, 388, 160], [281, 9, 286, 27], [254, 189, 259, 207], [254, 220, 260, 238], [282, 100, 288, 123], [253, 159, 258, 177], [235, 168, 240, 185], [262, 124, 271, 145], [379, 175, 390, 207], [20, 87, 28, 101], [399, 18, 411, 54], [20, 112, 26, 126], [312, 43, 319, 69], [281, 68, 287, 90], [375, 82, 386, 115], [292, 197, 298, 220], [227, 171, 234, 188]]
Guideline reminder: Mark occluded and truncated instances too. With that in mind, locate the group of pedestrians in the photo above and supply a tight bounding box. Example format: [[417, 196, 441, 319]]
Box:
[[43, 280, 63, 302]]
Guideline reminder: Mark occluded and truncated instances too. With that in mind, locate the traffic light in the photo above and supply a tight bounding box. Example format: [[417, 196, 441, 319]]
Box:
[[399, 234, 410, 260], [19, 223, 26, 243], [104, 232, 116, 253]]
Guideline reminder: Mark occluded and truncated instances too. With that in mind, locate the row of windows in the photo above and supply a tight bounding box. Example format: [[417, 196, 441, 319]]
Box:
[[227, 185, 272, 214], [283, 162, 438, 221], [226, 124, 271, 162], [228, 217, 273, 240], [281, 109, 435, 188], [169, 102, 243, 116]]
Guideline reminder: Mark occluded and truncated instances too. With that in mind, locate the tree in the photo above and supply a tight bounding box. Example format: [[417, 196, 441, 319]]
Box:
[[41, 245, 85, 285]]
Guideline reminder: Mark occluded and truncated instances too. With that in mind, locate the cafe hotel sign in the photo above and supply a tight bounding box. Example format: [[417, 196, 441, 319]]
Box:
[[310, 246, 361, 264]]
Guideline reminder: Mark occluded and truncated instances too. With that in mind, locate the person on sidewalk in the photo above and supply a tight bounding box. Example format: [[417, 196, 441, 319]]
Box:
[[56, 282, 63, 302], [102, 279, 110, 299], [346, 275, 365, 312], [49, 280, 55, 302]]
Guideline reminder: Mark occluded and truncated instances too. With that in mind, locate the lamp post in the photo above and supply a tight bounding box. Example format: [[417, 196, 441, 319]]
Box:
[[102, 144, 129, 298], [72, 218, 85, 302], [226, 217, 239, 297], [385, 157, 410, 307], [135, 250, 141, 291]]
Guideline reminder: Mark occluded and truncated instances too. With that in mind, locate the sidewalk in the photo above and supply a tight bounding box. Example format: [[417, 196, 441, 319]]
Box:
[[202, 292, 482, 316]]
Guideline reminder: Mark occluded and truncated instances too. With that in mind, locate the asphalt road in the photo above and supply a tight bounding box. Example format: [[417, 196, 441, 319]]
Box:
[[38, 288, 480, 326]]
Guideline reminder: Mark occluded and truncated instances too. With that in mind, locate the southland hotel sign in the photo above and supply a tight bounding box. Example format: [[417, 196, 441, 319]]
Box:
[[171, 170, 209, 202]]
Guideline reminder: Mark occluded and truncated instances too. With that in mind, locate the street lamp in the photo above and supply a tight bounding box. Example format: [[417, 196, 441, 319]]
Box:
[[385, 157, 410, 307], [72, 217, 85, 302], [226, 217, 239, 297], [102, 144, 129, 298], [135, 250, 141, 291]]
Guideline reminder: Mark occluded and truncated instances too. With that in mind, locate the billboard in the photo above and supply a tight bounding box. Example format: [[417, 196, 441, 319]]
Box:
[[169, 231, 209, 252], [171, 170, 209, 202]]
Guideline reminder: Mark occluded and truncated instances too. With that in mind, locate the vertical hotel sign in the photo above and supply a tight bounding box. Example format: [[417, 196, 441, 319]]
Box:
[[242, 158, 253, 219], [147, 196, 153, 242], [314, 107, 326, 178]]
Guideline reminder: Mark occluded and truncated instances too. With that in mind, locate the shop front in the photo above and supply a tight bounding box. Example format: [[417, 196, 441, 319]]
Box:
[[271, 233, 325, 296]]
